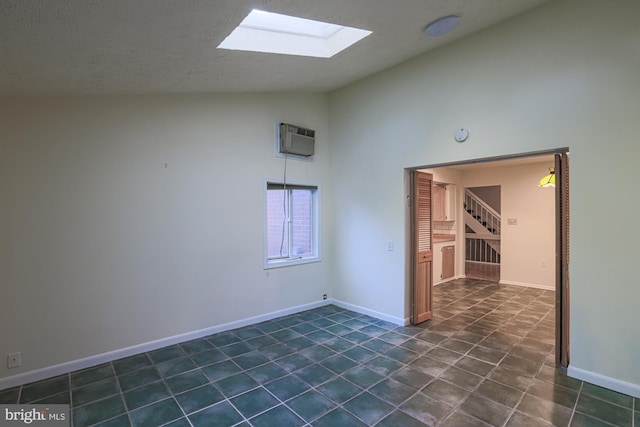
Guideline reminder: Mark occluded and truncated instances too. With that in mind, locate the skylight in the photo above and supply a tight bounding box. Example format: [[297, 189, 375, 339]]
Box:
[[217, 10, 372, 58]]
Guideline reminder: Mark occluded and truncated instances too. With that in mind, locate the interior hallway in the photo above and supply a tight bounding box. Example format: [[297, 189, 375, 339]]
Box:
[[0, 279, 636, 426]]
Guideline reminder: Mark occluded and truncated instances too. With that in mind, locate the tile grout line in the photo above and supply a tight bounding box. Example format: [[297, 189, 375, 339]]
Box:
[[501, 353, 549, 427], [109, 360, 134, 427], [567, 381, 584, 426], [67, 372, 72, 426]]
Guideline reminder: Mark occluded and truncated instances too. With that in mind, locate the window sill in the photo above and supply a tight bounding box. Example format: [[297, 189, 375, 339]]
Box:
[[265, 256, 321, 269]]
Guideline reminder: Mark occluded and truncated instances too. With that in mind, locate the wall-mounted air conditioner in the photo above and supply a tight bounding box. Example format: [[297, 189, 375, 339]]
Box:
[[278, 123, 315, 157]]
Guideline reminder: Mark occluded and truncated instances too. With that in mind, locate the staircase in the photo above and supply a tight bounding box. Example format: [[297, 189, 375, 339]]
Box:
[[464, 189, 501, 280]]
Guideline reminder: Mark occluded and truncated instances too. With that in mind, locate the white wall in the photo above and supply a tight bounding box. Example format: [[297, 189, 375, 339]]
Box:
[[460, 162, 555, 289], [468, 186, 500, 214], [329, 0, 640, 393], [0, 93, 332, 380]]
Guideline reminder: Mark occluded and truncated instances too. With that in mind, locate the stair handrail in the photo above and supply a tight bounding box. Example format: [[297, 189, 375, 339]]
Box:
[[465, 189, 501, 218], [464, 189, 501, 235]]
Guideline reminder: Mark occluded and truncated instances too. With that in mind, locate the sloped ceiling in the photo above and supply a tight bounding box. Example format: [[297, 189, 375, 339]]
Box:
[[0, 0, 549, 95]]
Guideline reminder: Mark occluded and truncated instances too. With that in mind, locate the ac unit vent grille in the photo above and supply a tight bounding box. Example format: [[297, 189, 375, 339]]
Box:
[[295, 127, 315, 138]]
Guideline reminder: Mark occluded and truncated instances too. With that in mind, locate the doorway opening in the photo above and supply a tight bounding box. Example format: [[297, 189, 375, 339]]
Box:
[[406, 148, 570, 367], [464, 185, 501, 282]]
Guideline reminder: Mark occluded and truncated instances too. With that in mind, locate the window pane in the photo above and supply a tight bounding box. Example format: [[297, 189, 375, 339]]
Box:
[[267, 189, 289, 259], [266, 182, 317, 266], [290, 189, 313, 256]]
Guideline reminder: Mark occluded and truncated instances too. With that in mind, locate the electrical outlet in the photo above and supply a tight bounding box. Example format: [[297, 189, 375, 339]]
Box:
[[7, 352, 20, 369], [323, 294, 327, 300]]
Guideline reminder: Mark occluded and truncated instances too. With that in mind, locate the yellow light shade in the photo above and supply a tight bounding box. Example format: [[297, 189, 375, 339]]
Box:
[[538, 167, 556, 188]]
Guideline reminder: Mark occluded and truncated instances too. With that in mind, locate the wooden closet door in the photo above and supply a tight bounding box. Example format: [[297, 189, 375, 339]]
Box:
[[442, 245, 455, 280], [413, 171, 433, 324]]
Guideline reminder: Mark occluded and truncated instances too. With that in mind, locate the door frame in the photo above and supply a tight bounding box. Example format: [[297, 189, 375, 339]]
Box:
[[405, 147, 570, 367], [555, 152, 570, 367]]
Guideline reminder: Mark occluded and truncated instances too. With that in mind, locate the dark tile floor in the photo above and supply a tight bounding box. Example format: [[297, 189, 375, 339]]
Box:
[[1, 279, 637, 426]]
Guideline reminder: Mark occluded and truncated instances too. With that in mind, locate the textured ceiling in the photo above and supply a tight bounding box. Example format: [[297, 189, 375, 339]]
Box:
[[0, 0, 550, 95]]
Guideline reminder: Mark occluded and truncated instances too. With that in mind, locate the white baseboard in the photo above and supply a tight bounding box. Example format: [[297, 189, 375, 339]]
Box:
[[568, 366, 640, 398], [0, 299, 330, 391], [328, 298, 405, 327], [499, 280, 554, 291], [434, 274, 465, 286]]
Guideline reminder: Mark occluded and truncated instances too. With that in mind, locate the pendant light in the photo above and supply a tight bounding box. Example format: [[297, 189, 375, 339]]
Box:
[[538, 167, 556, 188]]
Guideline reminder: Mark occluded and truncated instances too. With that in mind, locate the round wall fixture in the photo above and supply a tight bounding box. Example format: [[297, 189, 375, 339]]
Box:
[[424, 15, 460, 37], [455, 128, 469, 142]]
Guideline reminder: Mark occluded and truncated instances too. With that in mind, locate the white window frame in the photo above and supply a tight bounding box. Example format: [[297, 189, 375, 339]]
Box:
[[264, 179, 321, 269]]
